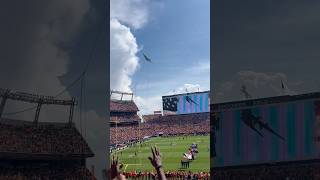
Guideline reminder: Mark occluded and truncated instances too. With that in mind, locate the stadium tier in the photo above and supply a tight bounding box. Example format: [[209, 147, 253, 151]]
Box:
[[110, 100, 141, 126], [0, 118, 95, 179], [141, 114, 162, 123], [110, 112, 209, 145], [0, 118, 93, 157]]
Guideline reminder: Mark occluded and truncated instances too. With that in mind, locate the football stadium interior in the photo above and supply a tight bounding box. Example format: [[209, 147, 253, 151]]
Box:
[[110, 90, 210, 179]]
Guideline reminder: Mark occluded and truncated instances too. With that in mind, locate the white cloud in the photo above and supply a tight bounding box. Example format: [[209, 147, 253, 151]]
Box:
[[110, 0, 153, 117], [214, 71, 298, 103], [174, 83, 204, 94], [110, 19, 140, 92], [110, 0, 152, 93], [237, 71, 286, 89], [134, 95, 162, 115], [110, 0, 149, 29]]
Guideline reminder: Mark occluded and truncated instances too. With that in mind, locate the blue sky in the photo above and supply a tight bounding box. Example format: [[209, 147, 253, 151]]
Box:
[[110, 0, 210, 114]]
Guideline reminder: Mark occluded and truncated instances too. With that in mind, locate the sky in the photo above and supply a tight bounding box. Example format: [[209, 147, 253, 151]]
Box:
[[110, 0, 210, 115], [0, 0, 107, 179], [213, 0, 320, 103]]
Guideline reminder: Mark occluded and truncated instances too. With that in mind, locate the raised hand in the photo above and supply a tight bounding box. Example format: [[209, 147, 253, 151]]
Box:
[[111, 155, 126, 180], [148, 146, 167, 180], [148, 146, 162, 169]]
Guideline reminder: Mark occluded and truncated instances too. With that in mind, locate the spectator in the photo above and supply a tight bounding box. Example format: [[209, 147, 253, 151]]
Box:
[[148, 146, 166, 180], [111, 156, 126, 180]]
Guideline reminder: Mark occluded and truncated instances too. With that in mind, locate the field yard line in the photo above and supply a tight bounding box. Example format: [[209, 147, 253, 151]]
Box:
[[124, 164, 143, 171]]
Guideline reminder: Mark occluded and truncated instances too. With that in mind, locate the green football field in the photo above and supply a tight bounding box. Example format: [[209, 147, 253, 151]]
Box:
[[112, 135, 210, 172]]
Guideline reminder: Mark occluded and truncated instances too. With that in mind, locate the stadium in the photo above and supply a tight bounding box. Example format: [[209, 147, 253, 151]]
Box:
[[211, 92, 320, 179], [110, 90, 210, 179], [0, 89, 96, 179]]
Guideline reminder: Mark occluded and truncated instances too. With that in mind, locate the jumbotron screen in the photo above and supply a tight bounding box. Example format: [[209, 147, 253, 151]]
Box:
[[162, 91, 210, 115], [212, 96, 320, 167]]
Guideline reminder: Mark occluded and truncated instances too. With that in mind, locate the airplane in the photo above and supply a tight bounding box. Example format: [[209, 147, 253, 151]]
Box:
[[186, 96, 198, 105], [142, 53, 152, 63], [241, 109, 285, 141], [241, 85, 252, 99]]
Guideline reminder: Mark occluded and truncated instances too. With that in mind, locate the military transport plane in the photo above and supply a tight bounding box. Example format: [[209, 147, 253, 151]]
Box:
[[143, 53, 152, 63], [241, 109, 285, 141], [186, 95, 198, 105]]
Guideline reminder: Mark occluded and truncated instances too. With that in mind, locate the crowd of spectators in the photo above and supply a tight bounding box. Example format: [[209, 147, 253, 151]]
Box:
[[110, 100, 140, 126], [122, 170, 210, 179], [110, 113, 209, 145], [0, 119, 95, 179], [111, 114, 140, 123], [0, 166, 95, 180], [110, 147, 210, 180], [0, 120, 93, 156]]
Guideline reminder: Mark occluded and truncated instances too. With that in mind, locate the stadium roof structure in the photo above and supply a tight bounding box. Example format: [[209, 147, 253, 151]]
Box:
[[212, 91, 320, 112], [0, 118, 94, 160], [110, 100, 139, 112], [0, 88, 76, 124], [162, 90, 210, 98]]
